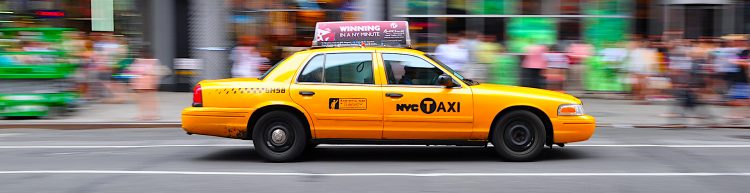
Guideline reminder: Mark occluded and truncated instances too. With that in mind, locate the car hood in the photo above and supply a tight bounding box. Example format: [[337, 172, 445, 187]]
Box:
[[470, 84, 582, 105]]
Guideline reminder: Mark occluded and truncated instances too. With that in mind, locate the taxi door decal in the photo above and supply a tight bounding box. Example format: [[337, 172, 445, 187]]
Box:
[[328, 98, 367, 110], [395, 98, 460, 114]]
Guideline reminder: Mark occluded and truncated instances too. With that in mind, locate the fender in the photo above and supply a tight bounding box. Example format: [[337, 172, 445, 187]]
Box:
[[250, 100, 316, 137]]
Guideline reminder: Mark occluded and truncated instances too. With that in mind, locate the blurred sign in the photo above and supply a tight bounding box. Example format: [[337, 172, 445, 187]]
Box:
[[232, 15, 254, 24], [91, 0, 114, 32], [506, 18, 557, 53], [663, 0, 730, 4], [174, 58, 201, 70], [312, 21, 411, 48], [174, 58, 201, 92], [35, 10, 65, 18]]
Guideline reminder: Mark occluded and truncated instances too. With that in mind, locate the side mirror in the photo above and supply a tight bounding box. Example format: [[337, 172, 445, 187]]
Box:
[[437, 74, 456, 88]]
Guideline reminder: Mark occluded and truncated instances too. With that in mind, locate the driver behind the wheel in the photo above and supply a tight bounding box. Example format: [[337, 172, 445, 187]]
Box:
[[399, 66, 417, 85]]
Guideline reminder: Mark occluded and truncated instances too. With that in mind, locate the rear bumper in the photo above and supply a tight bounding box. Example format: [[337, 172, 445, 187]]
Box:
[[181, 107, 252, 139], [551, 115, 596, 143]]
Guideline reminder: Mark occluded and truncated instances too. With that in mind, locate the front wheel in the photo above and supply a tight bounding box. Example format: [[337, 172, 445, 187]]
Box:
[[491, 111, 546, 162], [252, 111, 307, 162]]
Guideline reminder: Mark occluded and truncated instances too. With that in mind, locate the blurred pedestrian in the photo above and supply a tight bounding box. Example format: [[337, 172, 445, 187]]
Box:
[[712, 35, 747, 98], [543, 44, 569, 91], [624, 40, 658, 103], [64, 31, 95, 102], [231, 36, 268, 78], [666, 47, 714, 126], [434, 34, 469, 74], [475, 34, 503, 83], [565, 40, 593, 91], [692, 39, 717, 101], [521, 44, 548, 89], [127, 48, 164, 121], [93, 32, 128, 103], [460, 31, 481, 80], [726, 45, 750, 124], [599, 43, 628, 91]]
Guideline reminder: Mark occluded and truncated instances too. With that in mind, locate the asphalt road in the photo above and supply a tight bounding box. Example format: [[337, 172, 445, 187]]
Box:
[[0, 127, 749, 193]]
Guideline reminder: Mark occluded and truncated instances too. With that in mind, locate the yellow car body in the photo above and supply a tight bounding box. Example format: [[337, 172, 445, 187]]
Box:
[[182, 47, 595, 161]]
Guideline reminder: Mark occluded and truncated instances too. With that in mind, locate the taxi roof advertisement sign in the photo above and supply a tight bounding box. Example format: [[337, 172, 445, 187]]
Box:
[[312, 21, 411, 48]]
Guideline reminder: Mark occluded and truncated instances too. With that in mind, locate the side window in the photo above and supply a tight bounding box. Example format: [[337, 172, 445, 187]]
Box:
[[382, 53, 444, 85], [323, 53, 374, 84], [298, 54, 324, 83]]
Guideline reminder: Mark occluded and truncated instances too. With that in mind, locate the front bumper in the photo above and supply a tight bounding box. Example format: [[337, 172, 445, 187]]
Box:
[[551, 115, 596, 143]]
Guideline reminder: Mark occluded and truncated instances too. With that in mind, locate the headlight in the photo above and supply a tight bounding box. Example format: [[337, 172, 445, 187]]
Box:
[[558, 104, 585, 116]]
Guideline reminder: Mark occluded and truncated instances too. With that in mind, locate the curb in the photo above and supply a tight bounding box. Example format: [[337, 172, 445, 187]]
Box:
[[0, 122, 181, 129], [598, 123, 750, 129]]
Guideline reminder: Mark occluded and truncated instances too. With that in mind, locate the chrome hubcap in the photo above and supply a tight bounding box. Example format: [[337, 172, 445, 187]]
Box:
[[270, 127, 287, 145], [504, 121, 535, 152]]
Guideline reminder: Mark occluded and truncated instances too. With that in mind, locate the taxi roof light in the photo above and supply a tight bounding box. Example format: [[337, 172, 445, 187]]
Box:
[[312, 21, 411, 49]]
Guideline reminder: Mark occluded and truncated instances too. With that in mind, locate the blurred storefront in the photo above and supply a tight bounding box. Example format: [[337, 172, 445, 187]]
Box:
[[390, 0, 631, 50], [228, 0, 363, 64], [389, 0, 632, 90], [5, 0, 749, 91], [0, 0, 146, 51], [186, 0, 369, 84], [639, 0, 747, 39]]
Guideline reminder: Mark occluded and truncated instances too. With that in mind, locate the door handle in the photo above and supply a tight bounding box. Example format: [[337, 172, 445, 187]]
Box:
[[385, 92, 403, 98], [299, 91, 315, 96]]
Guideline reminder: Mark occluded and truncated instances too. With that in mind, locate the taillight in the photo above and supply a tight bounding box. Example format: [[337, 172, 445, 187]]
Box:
[[192, 84, 203, 107]]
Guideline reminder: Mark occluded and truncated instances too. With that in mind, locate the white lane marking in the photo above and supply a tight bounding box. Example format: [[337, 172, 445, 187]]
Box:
[[0, 144, 247, 149], [325, 144, 750, 148], [0, 133, 23, 137], [570, 144, 750, 148], [0, 170, 748, 177], [0, 144, 749, 149], [48, 152, 77, 155]]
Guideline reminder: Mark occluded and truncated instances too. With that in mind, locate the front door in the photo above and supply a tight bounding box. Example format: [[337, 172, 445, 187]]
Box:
[[290, 52, 383, 139], [379, 53, 473, 140]]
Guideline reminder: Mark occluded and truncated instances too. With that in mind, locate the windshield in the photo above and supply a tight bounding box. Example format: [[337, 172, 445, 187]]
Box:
[[424, 54, 477, 85]]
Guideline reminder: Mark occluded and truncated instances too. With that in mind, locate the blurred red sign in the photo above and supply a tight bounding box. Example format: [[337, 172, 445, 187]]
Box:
[[312, 21, 411, 48], [35, 10, 65, 18]]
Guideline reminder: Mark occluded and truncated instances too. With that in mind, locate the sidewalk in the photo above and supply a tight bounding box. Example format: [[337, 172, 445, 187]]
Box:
[[0, 92, 189, 129], [582, 98, 740, 128], [1, 92, 747, 129]]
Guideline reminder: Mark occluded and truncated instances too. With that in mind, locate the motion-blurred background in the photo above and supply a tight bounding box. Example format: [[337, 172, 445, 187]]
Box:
[[2, 0, 750, 123]]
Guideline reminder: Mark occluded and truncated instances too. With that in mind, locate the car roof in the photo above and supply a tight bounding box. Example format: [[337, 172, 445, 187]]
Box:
[[297, 47, 426, 55]]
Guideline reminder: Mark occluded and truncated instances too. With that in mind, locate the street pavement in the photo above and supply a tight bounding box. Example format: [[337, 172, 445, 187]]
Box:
[[0, 126, 749, 192]]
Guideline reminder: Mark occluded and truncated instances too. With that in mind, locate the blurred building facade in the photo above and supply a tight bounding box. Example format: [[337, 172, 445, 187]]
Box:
[[639, 0, 750, 39], [391, 0, 750, 51], [2, 0, 750, 89]]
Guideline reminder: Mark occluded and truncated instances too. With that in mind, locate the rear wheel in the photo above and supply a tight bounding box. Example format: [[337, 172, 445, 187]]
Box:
[[252, 111, 307, 162], [491, 110, 546, 161]]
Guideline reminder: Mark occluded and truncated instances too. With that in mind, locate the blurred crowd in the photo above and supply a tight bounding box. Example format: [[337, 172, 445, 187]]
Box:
[[20, 32, 167, 121], [9, 27, 750, 125], [430, 31, 750, 125]]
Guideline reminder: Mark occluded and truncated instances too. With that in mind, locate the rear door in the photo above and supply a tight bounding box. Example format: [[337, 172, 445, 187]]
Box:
[[289, 52, 384, 139]]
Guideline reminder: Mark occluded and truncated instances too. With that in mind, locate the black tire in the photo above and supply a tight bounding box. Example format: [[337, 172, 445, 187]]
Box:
[[491, 110, 546, 162], [252, 111, 308, 162], [306, 143, 319, 150]]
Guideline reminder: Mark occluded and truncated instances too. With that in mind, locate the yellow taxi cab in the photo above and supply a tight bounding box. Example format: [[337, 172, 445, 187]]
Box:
[[181, 21, 595, 162]]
